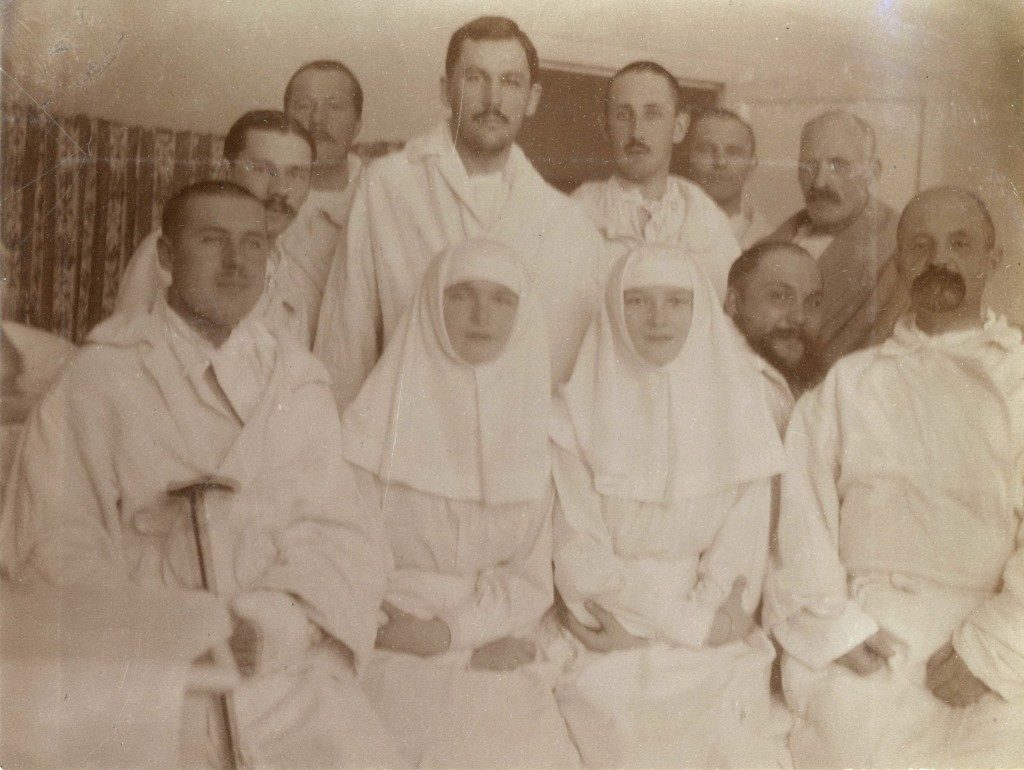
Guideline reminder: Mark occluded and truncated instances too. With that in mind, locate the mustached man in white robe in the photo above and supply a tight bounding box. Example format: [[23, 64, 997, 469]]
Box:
[[550, 246, 790, 768], [572, 62, 740, 300], [313, 119, 603, 412], [341, 240, 580, 768], [115, 113, 343, 348], [766, 186, 1024, 767], [1, 182, 403, 768]]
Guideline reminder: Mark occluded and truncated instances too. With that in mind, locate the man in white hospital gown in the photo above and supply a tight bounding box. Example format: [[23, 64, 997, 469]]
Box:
[[1, 180, 403, 768], [313, 15, 603, 411], [766, 186, 1024, 767], [572, 61, 740, 298], [115, 110, 332, 347]]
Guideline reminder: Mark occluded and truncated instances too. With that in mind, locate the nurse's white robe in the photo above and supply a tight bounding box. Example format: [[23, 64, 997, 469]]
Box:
[[357, 472, 580, 769], [572, 174, 741, 300], [766, 313, 1024, 767], [0, 306, 403, 768], [313, 122, 603, 411], [552, 442, 790, 768]]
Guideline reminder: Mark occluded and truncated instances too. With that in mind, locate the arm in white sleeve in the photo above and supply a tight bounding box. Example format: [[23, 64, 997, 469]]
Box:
[[253, 382, 390, 671], [765, 374, 878, 669], [1, 361, 128, 587], [954, 511, 1024, 700], [433, 493, 555, 651], [652, 479, 771, 647], [552, 442, 729, 646], [312, 173, 383, 412]]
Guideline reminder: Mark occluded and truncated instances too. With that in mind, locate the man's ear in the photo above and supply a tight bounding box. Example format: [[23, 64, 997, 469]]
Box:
[[156, 234, 174, 274], [525, 81, 542, 119], [724, 285, 739, 317], [439, 76, 452, 112], [672, 111, 690, 145]]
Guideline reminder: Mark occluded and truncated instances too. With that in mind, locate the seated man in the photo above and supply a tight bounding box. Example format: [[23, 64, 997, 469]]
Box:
[[114, 111, 323, 346], [1, 180, 403, 767], [724, 241, 824, 434], [766, 186, 1024, 767]]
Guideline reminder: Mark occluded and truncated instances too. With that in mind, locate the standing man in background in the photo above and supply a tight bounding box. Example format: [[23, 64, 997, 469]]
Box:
[[683, 107, 773, 249], [572, 61, 740, 298], [766, 110, 904, 371], [314, 15, 603, 411], [280, 60, 366, 325]]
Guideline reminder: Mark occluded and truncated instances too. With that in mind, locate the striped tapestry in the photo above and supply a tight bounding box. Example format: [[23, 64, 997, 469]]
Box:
[[0, 98, 404, 342]]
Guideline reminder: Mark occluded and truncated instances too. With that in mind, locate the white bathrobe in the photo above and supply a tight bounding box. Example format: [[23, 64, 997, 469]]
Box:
[[572, 174, 741, 300], [313, 122, 603, 411], [766, 313, 1024, 768], [0, 300, 403, 768], [551, 247, 790, 768], [342, 242, 580, 768]]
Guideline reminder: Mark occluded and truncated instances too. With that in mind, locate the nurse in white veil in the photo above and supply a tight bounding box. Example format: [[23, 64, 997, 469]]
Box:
[[551, 244, 791, 768], [340, 238, 579, 768]]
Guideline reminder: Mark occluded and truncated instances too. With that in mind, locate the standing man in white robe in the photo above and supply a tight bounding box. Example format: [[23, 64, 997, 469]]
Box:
[[2, 180, 404, 768], [114, 110, 320, 345], [314, 15, 603, 411], [683, 107, 774, 249], [280, 59, 366, 322], [766, 186, 1024, 767], [724, 241, 824, 434], [572, 61, 740, 298]]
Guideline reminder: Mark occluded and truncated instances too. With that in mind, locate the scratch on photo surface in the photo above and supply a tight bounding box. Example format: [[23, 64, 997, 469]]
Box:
[[0, 68, 89, 211]]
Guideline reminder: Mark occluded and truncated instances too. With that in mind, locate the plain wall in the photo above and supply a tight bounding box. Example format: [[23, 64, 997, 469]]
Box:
[[3, 0, 1022, 319]]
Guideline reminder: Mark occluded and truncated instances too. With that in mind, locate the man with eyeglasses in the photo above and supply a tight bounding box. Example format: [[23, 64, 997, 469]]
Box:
[[114, 110, 320, 345], [764, 110, 904, 371]]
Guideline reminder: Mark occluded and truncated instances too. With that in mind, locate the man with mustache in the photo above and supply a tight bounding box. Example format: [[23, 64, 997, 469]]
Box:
[[315, 15, 603, 411], [3, 180, 406, 767], [280, 60, 366, 323], [766, 186, 1024, 767], [572, 61, 741, 298], [114, 110, 321, 345], [683, 107, 774, 249], [764, 110, 904, 373], [725, 241, 824, 434]]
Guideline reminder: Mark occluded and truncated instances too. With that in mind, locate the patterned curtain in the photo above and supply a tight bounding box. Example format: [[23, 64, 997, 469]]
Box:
[[0, 98, 404, 342]]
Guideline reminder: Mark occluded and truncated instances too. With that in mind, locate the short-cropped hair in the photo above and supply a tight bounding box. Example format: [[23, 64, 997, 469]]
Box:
[[605, 61, 683, 115], [222, 109, 316, 164], [284, 60, 364, 120], [683, 107, 757, 157], [445, 16, 539, 84], [727, 240, 814, 292], [161, 179, 262, 239]]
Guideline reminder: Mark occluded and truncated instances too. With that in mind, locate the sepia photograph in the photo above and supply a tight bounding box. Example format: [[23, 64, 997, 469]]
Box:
[[0, 0, 1022, 767]]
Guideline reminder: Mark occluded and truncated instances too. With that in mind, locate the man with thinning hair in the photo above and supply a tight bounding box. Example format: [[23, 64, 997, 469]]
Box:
[[314, 15, 603, 411], [2, 180, 405, 768], [572, 61, 740, 298], [766, 186, 1024, 767], [684, 107, 773, 249], [765, 110, 904, 372]]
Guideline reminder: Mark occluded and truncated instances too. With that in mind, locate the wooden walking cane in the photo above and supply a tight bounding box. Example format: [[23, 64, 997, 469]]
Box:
[[168, 474, 247, 769]]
